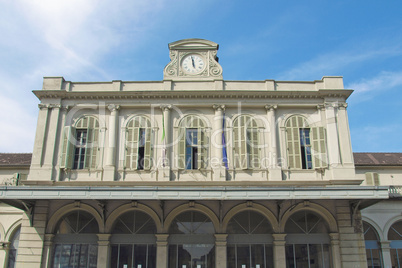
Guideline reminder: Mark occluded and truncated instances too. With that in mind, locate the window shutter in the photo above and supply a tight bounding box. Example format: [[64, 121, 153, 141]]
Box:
[[239, 118, 247, 170], [286, 117, 302, 169], [60, 126, 74, 169], [249, 129, 260, 168], [178, 127, 186, 169], [233, 120, 240, 169], [365, 172, 380, 186], [84, 128, 92, 169], [143, 127, 152, 170], [311, 127, 328, 168], [197, 128, 204, 169]]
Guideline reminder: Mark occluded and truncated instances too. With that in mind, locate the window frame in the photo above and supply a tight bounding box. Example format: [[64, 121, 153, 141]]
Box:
[[233, 115, 260, 170]]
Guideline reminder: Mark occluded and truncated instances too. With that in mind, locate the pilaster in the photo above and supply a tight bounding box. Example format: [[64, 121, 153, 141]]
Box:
[[31, 104, 50, 168], [160, 105, 172, 181], [104, 104, 120, 181], [215, 234, 228, 268], [156, 234, 169, 268], [336, 103, 354, 166], [97, 234, 111, 268], [329, 233, 341, 268], [212, 104, 226, 181], [272, 233, 287, 268], [380, 241, 392, 268], [41, 234, 54, 268], [324, 102, 341, 176], [265, 105, 281, 180]]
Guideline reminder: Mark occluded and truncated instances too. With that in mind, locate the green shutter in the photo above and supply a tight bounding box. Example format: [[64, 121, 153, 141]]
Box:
[[239, 117, 247, 170], [311, 127, 328, 168], [286, 116, 302, 169], [60, 126, 75, 169], [178, 127, 186, 169], [144, 127, 152, 170]]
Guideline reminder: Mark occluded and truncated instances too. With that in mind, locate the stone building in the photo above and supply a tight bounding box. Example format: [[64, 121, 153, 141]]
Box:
[[0, 39, 396, 268]]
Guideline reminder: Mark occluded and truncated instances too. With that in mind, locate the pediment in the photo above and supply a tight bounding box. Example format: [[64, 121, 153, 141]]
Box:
[[168, 38, 219, 51]]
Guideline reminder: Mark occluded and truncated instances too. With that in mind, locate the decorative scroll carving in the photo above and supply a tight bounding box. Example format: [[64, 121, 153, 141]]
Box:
[[209, 50, 223, 77], [160, 104, 172, 111], [163, 50, 178, 77], [264, 104, 277, 111], [107, 104, 120, 112], [213, 104, 225, 111]]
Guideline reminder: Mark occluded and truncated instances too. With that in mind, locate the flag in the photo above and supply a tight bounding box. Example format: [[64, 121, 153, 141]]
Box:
[[222, 112, 228, 169]]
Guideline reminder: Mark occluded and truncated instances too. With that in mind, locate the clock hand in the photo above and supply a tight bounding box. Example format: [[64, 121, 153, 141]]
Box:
[[191, 57, 195, 68]]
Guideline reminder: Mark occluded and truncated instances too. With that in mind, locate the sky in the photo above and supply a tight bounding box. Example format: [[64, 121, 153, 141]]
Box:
[[0, 0, 401, 153]]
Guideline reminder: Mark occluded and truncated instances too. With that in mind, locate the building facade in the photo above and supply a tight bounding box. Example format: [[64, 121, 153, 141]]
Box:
[[0, 39, 393, 268]]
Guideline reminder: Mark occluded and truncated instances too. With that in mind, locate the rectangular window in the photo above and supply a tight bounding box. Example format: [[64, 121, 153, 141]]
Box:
[[300, 128, 312, 169], [73, 130, 87, 169], [185, 128, 198, 169]]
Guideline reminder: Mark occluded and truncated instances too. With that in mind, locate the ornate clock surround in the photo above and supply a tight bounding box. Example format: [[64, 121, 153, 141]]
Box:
[[163, 39, 223, 81]]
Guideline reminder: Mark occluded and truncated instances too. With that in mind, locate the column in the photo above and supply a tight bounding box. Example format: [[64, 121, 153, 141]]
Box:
[[160, 105, 172, 181], [265, 105, 281, 180], [41, 234, 54, 268], [380, 241, 392, 268], [97, 234, 111, 268], [215, 234, 228, 268], [272, 234, 287, 268], [336, 103, 354, 166], [56, 106, 69, 181], [324, 102, 341, 173], [329, 233, 341, 268], [104, 104, 120, 181], [156, 234, 169, 268], [212, 105, 226, 181]]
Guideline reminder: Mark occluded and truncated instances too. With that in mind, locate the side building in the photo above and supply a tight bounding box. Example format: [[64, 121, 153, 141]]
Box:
[[0, 39, 392, 268]]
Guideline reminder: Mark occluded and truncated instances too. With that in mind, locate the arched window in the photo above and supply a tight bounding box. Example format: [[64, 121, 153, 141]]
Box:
[[178, 116, 208, 170], [168, 211, 215, 268], [6, 226, 20, 268], [233, 115, 260, 169], [60, 116, 100, 170], [110, 211, 157, 268], [388, 220, 402, 267], [285, 115, 327, 169], [285, 210, 331, 268], [124, 116, 153, 170], [52, 210, 99, 268], [227, 211, 274, 268], [363, 221, 383, 268]]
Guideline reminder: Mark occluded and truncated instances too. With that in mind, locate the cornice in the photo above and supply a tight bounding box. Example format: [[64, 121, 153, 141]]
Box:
[[33, 89, 353, 101]]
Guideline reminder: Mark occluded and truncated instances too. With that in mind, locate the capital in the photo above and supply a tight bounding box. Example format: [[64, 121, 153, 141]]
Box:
[[338, 103, 348, 109], [264, 104, 277, 111], [38, 103, 48, 110], [160, 104, 172, 111], [317, 104, 325, 110], [107, 104, 120, 112], [48, 104, 61, 109], [213, 104, 225, 111]]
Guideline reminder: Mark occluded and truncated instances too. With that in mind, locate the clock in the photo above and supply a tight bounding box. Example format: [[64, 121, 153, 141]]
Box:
[[181, 54, 205, 74]]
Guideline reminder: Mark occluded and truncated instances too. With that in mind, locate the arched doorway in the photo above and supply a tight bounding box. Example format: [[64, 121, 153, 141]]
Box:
[[110, 210, 157, 268], [6, 226, 20, 268], [388, 220, 402, 267], [285, 210, 331, 268], [52, 210, 99, 268], [363, 221, 383, 268], [168, 211, 215, 268], [226, 210, 274, 268]]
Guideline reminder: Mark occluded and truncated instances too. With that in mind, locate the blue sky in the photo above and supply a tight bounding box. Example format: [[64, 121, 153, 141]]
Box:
[[0, 0, 401, 153]]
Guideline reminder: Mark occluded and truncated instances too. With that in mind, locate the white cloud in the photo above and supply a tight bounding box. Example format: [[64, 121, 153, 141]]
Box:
[[347, 70, 402, 94], [278, 45, 402, 81]]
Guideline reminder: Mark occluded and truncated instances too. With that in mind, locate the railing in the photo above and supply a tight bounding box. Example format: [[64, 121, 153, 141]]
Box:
[[389, 186, 402, 198]]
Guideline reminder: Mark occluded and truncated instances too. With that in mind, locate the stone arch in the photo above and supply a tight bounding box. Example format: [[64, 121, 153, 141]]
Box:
[[279, 113, 312, 129], [105, 202, 162, 233], [222, 202, 279, 233], [384, 215, 402, 240], [279, 202, 338, 233], [362, 216, 385, 241], [173, 113, 212, 129], [0, 221, 5, 241], [4, 219, 21, 242], [163, 203, 220, 233], [123, 114, 156, 128], [46, 202, 104, 234]]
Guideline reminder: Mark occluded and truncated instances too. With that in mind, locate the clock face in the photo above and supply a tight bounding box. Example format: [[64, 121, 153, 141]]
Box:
[[182, 54, 205, 74]]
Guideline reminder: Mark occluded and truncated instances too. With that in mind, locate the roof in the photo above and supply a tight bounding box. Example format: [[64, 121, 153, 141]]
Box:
[[0, 153, 401, 167], [354, 153, 402, 166], [0, 153, 32, 167]]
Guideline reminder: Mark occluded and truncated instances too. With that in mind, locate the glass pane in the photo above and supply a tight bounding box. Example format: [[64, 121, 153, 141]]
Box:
[[56, 211, 99, 234], [111, 245, 119, 268], [147, 245, 156, 268], [169, 211, 214, 234], [119, 245, 133, 268], [168, 245, 177, 268], [227, 211, 273, 234], [389, 221, 402, 240], [391, 249, 402, 268], [227, 245, 236, 268], [367, 248, 383, 268], [265, 245, 274, 268], [251, 245, 264, 268], [294, 244, 309, 268], [236, 245, 249, 268], [285, 245, 295, 268], [134, 245, 146, 268], [112, 211, 156, 234]]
